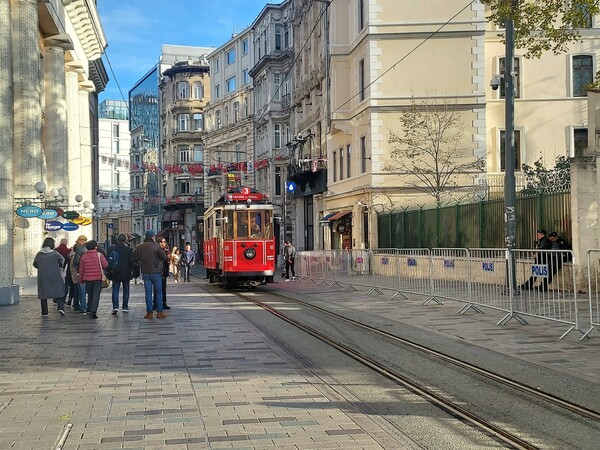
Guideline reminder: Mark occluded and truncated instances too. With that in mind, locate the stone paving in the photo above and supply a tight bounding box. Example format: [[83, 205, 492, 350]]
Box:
[[0, 275, 388, 450]]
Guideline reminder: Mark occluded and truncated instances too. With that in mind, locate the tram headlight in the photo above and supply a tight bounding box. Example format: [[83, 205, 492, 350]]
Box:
[[244, 247, 256, 259]]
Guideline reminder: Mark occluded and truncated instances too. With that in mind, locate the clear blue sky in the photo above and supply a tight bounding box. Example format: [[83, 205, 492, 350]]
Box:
[[98, 0, 275, 103]]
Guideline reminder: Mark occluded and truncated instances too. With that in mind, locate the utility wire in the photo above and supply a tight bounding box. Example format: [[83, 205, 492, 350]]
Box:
[[331, 0, 474, 115]]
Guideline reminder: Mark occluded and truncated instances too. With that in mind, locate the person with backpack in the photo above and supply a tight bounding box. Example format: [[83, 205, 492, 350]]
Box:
[[107, 233, 135, 315]]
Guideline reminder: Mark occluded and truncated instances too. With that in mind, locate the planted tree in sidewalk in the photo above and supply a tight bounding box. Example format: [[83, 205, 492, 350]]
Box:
[[384, 98, 484, 207], [481, 0, 600, 59]]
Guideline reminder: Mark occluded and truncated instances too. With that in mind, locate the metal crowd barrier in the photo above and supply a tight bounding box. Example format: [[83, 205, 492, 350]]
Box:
[[294, 247, 587, 340], [581, 250, 600, 340]]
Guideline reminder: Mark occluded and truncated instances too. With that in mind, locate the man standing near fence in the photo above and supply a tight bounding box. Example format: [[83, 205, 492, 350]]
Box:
[[519, 229, 552, 291], [284, 240, 296, 282]]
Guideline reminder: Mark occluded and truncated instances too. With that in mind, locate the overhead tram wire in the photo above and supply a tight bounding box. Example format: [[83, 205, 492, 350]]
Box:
[[330, 0, 474, 116]]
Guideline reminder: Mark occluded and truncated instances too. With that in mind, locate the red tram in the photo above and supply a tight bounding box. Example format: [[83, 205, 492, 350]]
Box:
[[203, 186, 276, 288]]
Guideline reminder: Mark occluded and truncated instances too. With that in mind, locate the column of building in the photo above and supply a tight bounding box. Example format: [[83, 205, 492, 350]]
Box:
[[0, 0, 18, 303], [43, 36, 73, 194], [12, 0, 44, 279], [79, 80, 96, 236], [66, 61, 84, 218]]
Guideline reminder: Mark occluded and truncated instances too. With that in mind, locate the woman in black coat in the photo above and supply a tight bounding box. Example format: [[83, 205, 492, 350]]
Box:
[[33, 237, 66, 317]]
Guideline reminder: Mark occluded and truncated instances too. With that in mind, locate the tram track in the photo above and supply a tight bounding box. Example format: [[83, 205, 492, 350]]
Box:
[[219, 286, 600, 449]]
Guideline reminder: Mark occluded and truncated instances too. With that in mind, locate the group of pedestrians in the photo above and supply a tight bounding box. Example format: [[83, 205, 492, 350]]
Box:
[[32, 230, 196, 321]]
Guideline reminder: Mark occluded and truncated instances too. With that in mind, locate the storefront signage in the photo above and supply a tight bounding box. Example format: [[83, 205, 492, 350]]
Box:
[[62, 210, 80, 220], [62, 222, 79, 231], [38, 209, 58, 220], [44, 220, 63, 231], [15, 205, 42, 218]]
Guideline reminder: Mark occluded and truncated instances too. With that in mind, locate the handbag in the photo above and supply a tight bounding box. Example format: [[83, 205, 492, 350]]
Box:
[[98, 253, 110, 289]]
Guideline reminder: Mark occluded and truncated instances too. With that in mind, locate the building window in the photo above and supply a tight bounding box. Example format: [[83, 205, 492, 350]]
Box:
[[193, 82, 203, 99], [359, 59, 365, 101], [194, 144, 203, 162], [359, 0, 365, 31], [274, 124, 281, 149], [284, 23, 290, 48], [500, 129, 521, 171], [226, 76, 236, 93], [573, 127, 588, 157], [346, 144, 351, 178], [112, 139, 119, 154], [339, 147, 344, 180], [215, 84, 221, 99], [179, 181, 191, 195], [274, 73, 281, 100], [112, 123, 119, 136], [226, 48, 235, 65], [193, 113, 203, 131], [178, 114, 189, 131], [243, 97, 249, 116], [360, 136, 367, 173], [216, 110, 222, 128], [275, 166, 282, 196], [233, 102, 240, 122], [275, 24, 282, 50], [224, 106, 229, 126], [243, 69, 250, 85], [242, 38, 248, 55], [179, 146, 191, 163], [214, 58, 220, 72], [573, 54, 593, 97], [333, 151, 337, 182], [177, 81, 189, 99], [573, 2, 593, 28], [499, 57, 521, 98], [134, 176, 141, 190]]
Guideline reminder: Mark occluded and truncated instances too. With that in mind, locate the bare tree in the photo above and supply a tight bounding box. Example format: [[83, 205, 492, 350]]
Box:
[[383, 99, 484, 207]]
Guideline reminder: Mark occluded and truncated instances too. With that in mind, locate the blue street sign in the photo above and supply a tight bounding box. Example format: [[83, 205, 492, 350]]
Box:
[[107, 223, 114, 229], [38, 209, 58, 220], [286, 181, 297, 193]]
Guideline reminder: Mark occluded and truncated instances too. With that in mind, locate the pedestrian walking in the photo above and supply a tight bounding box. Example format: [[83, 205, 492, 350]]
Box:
[[134, 230, 168, 320], [153, 238, 170, 310], [180, 243, 195, 282], [283, 240, 296, 281], [33, 237, 66, 317], [519, 229, 553, 291], [72, 235, 89, 314], [170, 247, 181, 282], [107, 233, 135, 315], [78, 240, 108, 320]]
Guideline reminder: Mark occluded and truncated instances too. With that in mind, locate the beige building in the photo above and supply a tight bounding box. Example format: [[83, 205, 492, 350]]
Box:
[[321, 0, 486, 251], [204, 28, 254, 207], [159, 59, 211, 251], [1, 0, 107, 303]]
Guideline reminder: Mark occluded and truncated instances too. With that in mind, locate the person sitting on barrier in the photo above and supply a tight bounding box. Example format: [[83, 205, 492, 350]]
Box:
[[519, 229, 552, 291], [536, 231, 572, 292]]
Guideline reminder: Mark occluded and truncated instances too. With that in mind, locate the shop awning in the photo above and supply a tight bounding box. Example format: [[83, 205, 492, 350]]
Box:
[[171, 210, 184, 221], [328, 210, 351, 221], [319, 212, 336, 223], [162, 211, 172, 222]]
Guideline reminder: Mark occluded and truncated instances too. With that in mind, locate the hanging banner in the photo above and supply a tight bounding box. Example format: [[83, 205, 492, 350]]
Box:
[[38, 209, 58, 220], [62, 222, 79, 231]]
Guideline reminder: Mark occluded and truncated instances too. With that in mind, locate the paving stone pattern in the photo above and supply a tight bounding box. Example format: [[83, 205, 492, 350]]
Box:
[[0, 280, 386, 450]]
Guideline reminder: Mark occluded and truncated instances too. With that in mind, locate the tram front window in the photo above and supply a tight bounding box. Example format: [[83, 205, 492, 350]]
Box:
[[237, 211, 249, 238], [250, 212, 262, 237]]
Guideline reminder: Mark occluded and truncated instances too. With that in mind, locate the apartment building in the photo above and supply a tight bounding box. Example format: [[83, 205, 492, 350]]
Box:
[[159, 59, 210, 251]]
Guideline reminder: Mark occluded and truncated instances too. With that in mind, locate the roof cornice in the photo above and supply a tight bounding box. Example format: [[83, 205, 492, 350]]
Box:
[[62, 0, 107, 60]]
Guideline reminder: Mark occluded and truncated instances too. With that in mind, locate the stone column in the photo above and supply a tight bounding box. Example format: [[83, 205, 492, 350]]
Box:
[[65, 61, 84, 210], [43, 35, 73, 191], [0, 0, 19, 304], [78, 81, 96, 240], [12, 0, 43, 284]]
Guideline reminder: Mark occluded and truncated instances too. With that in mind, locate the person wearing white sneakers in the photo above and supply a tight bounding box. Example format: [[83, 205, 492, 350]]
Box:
[[33, 237, 66, 317]]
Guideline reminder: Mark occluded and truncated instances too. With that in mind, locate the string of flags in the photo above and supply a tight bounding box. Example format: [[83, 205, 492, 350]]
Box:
[[128, 155, 287, 175]]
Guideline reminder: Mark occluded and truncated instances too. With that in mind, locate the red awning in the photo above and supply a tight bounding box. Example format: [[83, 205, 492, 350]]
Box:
[[329, 211, 351, 221]]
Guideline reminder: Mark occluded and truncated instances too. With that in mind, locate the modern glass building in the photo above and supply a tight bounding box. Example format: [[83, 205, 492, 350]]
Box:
[[99, 99, 129, 120], [129, 67, 160, 148]]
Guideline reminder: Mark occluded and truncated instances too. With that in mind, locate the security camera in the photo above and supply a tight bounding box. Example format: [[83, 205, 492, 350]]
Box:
[[296, 133, 303, 141], [490, 75, 502, 91]]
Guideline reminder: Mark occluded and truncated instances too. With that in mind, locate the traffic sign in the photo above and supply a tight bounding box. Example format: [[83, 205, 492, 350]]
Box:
[[286, 181, 296, 193], [107, 223, 114, 229]]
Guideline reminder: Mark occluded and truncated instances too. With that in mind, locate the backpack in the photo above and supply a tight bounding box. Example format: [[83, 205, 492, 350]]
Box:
[[106, 248, 120, 279]]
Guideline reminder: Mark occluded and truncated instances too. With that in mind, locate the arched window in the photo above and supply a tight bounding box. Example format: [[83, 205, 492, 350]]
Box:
[[233, 102, 240, 122], [224, 106, 229, 126], [216, 110, 222, 129], [243, 97, 249, 117]]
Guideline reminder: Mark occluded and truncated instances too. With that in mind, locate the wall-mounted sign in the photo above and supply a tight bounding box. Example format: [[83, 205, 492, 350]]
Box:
[[79, 217, 92, 226], [62, 222, 79, 231], [62, 210, 80, 220], [45, 220, 63, 231], [38, 209, 58, 220], [70, 216, 85, 225], [15, 205, 42, 218]]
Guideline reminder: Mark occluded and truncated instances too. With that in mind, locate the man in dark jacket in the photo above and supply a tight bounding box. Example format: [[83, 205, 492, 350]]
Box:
[[540, 231, 573, 291], [180, 243, 195, 282], [107, 233, 135, 315], [134, 230, 168, 319], [519, 229, 553, 291]]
